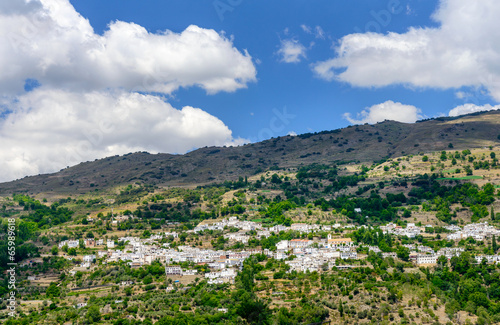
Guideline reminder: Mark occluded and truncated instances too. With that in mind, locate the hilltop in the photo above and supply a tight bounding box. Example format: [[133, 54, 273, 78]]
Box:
[[1, 110, 499, 196]]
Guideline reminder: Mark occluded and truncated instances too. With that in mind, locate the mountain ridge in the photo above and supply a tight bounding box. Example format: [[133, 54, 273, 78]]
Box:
[[1, 110, 499, 196]]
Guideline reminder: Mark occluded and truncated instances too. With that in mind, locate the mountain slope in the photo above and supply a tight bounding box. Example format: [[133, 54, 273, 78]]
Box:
[[1, 110, 499, 196]]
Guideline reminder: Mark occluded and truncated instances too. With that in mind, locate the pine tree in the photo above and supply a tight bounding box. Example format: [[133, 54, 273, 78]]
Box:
[[493, 235, 497, 253], [338, 301, 344, 317], [492, 206, 495, 221]]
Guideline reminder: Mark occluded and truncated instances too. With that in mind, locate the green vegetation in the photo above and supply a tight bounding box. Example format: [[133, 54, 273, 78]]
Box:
[[436, 176, 483, 180], [13, 194, 74, 228], [1, 145, 499, 324]]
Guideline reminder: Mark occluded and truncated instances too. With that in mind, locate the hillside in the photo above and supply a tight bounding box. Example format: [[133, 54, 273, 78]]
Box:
[[0, 118, 499, 324], [1, 110, 499, 196]]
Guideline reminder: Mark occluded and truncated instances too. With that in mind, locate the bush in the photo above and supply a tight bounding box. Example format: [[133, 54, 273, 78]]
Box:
[[86, 305, 101, 323], [46, 283, 60, 298], [142, 275, 153, 285], [273, 271, 285, 279], [144, 284, 156, 291]]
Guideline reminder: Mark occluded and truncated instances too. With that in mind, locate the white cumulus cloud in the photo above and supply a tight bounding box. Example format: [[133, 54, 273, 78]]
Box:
[[448, 103, 500, 117], [313, 0, 500, 101], [0, 0, 258, 182], [0, 89, 245, 183], [278, 39, 307, 63], [0, 0, 256, 95], [343, 100, 422, 124]]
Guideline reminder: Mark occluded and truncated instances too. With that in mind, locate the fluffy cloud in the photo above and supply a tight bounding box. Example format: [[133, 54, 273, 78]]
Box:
[[0, 89, 245, 182], [278, 39, 307, 63], [448, 103, 500, 117], [343, 100, 422, 124], [0, 0, 257, 182], [313, 0, 500, 100], [0, 0, 256, 95]]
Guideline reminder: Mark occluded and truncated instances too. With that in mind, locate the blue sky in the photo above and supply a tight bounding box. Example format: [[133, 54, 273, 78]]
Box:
[[0, 0, 499, 182], [71, 0, 441, 138], [69, 0, 493, 138]]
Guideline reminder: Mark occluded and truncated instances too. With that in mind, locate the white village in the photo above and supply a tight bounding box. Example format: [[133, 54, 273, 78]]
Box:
[[53, 215, 500, 287]]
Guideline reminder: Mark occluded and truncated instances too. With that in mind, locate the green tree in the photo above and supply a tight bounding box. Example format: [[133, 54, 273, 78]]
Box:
[[271, 174, 282, 184], [469, 292, 489, 309], [445, 300, 460, 318], [46, 282, 60, 298], [471, 205, 489, 222], [51, 245, 59, 255], [86, 305, 101, 323], [40, 236, 50, 245], [437, 255, 448, 269], [396, 246, 410, 262], [143, 275, 153, 285], [234, 290, 271, 325]]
